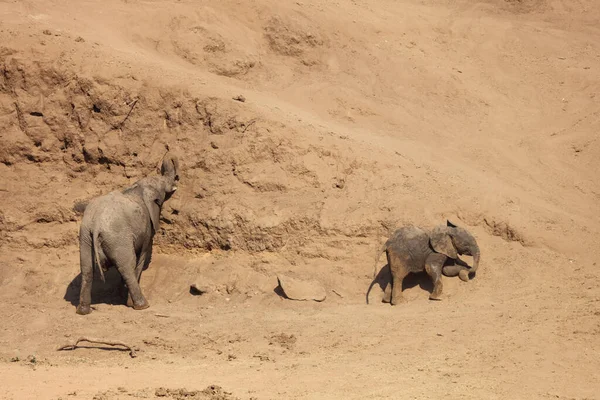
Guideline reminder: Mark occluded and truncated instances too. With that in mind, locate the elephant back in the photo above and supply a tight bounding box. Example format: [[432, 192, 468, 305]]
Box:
[[385, 226, 431, 272]]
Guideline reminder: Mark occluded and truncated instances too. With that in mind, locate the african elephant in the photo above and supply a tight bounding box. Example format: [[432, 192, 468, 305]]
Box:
[[75, 153, 179, 315], [367, 220, 480, 305]]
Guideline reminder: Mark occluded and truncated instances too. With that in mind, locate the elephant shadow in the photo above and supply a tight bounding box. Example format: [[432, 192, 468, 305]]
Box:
[[372, 264, 435, 295], [64, 268, 128, 307]]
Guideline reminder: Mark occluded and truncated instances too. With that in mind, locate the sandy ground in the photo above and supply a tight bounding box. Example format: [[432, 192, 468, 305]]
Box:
[[0, 0, 599, 399]]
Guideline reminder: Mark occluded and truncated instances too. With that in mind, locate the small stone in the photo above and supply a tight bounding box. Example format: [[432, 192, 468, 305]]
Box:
[[155, 387, 168, 397], [75, 36, 85, 42], [333, 177, 345, 189], [233, 95, 246, 102], [226, 284, 237, 294]]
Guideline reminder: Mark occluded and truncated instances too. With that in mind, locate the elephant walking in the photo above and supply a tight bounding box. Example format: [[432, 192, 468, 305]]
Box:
[[76, 153, 179, 315], [367, 221, 481, 305]]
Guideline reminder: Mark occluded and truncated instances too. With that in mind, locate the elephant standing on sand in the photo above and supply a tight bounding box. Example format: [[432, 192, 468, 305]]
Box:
[[76, 153, 179, 315], [367, 221, 481, 305]]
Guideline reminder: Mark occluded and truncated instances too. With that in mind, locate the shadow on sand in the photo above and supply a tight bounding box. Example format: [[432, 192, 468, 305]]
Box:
[[64, 268, 127, 309]]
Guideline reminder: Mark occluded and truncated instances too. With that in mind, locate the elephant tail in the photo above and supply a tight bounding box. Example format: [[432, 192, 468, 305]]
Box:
[[372, 241, 388, 280], [366, 240, 388, 305], [92, 232, 105, 283]]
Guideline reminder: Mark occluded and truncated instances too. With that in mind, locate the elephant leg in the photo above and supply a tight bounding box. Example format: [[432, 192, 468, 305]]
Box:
[[118, 275, 128, 301], [125, 265, 144, 308], [114, 247, 149, 311], [390, 273, 407, 306], [127, 246, 151, 308], [381, 259, 392, 303], [125, 273, 133, 308], [137, 240, 153, 282], [382, 282, 392, 303], [76, 235, 94, 315], [442, 265, 470, 282], [425, 253, 446, 300], [387, 251, 408, 306], [442, 264, 460, 276]]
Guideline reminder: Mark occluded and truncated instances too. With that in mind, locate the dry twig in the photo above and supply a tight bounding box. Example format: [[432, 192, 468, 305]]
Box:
[[241, 119, 257, 134], [113, 98, 139, 130], [57, 337, 137, 358]]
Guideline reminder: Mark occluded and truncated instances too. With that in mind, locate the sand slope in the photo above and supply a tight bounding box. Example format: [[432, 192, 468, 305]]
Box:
[[0, 0, 599, 398]]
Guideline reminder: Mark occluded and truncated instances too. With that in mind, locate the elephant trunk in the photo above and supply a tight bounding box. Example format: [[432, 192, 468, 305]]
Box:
[[471, 248, 480, 274], [462, 245, 480, 281]]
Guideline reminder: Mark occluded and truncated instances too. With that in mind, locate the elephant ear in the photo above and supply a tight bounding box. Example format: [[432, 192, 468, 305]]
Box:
[[430, 226, 458, 259], [161, 154, 179, 182], [142, 186, 162, 234]]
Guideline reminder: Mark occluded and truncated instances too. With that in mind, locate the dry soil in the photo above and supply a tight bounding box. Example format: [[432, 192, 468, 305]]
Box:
[[0, 0, 599, 399]]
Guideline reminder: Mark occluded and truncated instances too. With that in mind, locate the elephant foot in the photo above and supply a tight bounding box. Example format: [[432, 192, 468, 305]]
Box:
[[429, 293, 443, 301], [129, 297, 149, 310], [390, 296, 405, 306], [76, 303, 91, 315], [429, 284, 443, 301], [126, 293, 149, 310], [459, 270, 470, 282], [133, 301, 149, 310]]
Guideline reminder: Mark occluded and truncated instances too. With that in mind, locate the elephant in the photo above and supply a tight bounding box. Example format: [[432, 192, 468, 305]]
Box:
[[366, 220, 480, 305], [75, 153, 179, 315]]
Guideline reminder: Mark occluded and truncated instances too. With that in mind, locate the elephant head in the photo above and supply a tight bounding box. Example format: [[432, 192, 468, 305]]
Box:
[[123, 153, 180, 233], [72, 153, 180, 217], [429, 220, 480, 280]]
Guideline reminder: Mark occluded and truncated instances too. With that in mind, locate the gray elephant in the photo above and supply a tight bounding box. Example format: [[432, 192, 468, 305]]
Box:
[[75, 153, 179, 315], [367, 220, 480, 305]]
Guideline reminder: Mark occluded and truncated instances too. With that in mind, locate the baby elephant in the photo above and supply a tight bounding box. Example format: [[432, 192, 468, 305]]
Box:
[[76, 153, 179, 315], [370, 220, 480, 305]]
